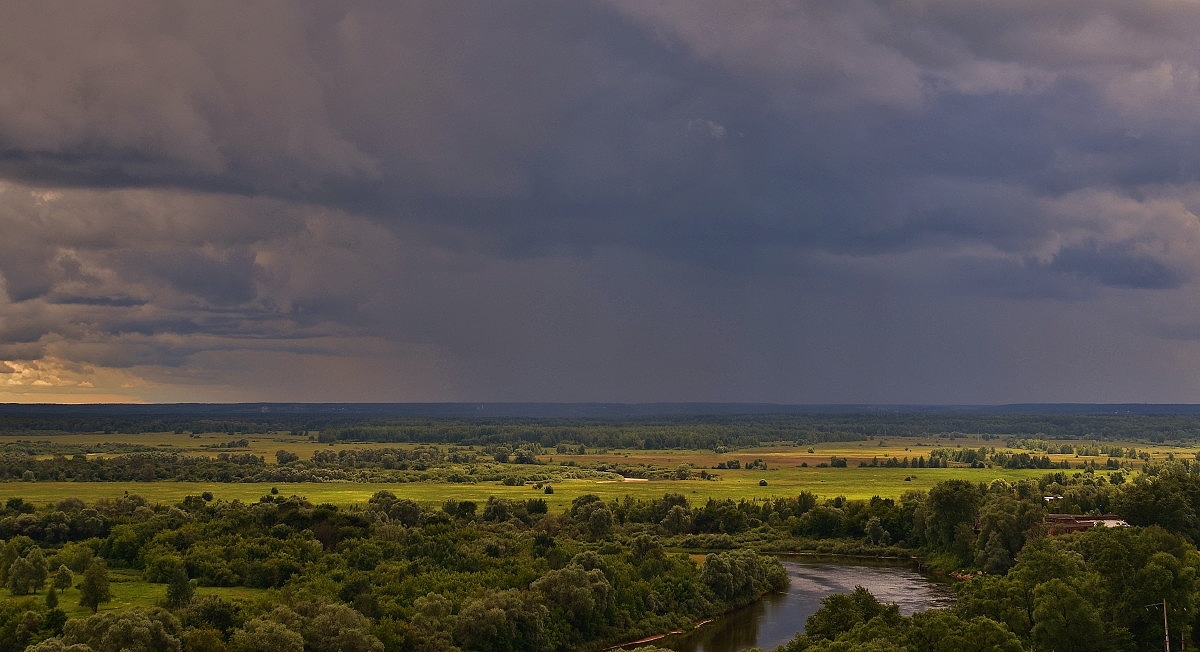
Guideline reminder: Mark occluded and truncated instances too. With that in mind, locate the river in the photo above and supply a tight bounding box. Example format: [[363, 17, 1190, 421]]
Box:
[[651, 559, 955, 652]]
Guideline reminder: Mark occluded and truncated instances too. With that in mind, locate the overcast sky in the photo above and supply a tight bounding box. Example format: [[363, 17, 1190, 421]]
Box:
[[4, 1, 1200, 404]]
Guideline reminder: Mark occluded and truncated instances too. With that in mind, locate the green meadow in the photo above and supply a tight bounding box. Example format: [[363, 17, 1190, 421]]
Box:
[[3, 568, 270, 617], [0, 429, 1165, 509], [0, 462, 1122, 510]]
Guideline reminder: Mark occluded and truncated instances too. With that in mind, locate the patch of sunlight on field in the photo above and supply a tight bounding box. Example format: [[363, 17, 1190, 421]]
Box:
[[5, 569, 270, 619], [0, 463, 1123, 512], [0, 431, 1146, 509]]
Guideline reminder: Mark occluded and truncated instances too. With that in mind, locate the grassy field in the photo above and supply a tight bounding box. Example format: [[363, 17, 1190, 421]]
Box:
[[0, 432, 1166, 509], [0, 465, 1119, 511], [3, 568, 269, 617]]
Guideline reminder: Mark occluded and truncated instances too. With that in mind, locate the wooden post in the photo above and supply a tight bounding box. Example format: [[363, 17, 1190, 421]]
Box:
[[1164, 599, 1171, 652]]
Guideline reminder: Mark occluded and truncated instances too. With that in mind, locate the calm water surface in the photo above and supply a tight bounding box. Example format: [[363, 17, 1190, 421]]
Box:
[[654, 559, 954, 652]]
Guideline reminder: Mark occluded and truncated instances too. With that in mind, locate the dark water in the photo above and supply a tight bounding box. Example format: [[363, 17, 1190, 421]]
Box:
[[653, 560, 955, 652]]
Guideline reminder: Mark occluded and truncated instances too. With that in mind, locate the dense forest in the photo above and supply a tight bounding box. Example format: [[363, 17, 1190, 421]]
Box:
[[8, 406, 1200, 447], [1, 408, 1200, 650], [0, 490, 796, 651]]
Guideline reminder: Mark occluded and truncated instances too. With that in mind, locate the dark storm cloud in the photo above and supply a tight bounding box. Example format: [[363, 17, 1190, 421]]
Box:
[[4, 1, 1197, 261], [116, 248, 261, 306], [0, 1, 378, 193], [4, 1, 1200, 401], [48, 296, 147, 308]]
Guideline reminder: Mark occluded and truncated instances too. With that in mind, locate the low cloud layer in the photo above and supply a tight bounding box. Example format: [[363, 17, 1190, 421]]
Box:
[[3, 1, 1200, 403]]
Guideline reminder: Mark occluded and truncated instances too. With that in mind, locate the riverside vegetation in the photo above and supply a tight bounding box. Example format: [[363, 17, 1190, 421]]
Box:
[[0, 409, 1198, 650]]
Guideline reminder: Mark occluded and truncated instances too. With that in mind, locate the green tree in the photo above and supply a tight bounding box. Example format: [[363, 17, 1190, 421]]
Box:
[[979, 531, 1014, 575], [804, 586, 897, 642], [1031, 578, 1106, 652], [661, 505, 691, 534], [924, 479, 982, 560], [452, 589, 551, 652], [1116, 475, 1199, 538], [587, 507, 614, 539], [532, 566, 615, 634], [8, 557, 35, 595], [801, 505, 845, 538], [51, 543, 94, 574], [0, 538, 22, 586], [46, 607, 181, 652], [786, 590, 1022, 652], [53, 565, 73, 592], [902, 611, 1023, 652], [408, 593, 456, 651], [23, 640, 95, 652], [700, 549, 788, 605], [27, 547, 49, 591], [229, 618, 304, 652], [79, 560, 112, 614], [955, 574, 1035, 639], [302, 602, 384, 652], [182, 595, 242, 635], [165, 566, 193, 609], [180, 628, 227, 652], [975, 494, 1043, 571], [864, 516, 889, 546]]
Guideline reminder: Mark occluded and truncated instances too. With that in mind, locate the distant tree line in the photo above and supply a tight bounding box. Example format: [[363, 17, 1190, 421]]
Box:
[[0, 447, 632, 486], [9, 411, 1200, 449]]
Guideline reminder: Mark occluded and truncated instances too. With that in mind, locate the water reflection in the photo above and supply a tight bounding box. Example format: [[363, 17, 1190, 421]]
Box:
[[654, 559, 954, 652]]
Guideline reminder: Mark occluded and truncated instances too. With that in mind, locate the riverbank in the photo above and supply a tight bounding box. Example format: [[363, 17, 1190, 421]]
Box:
[[645, 559, 954, 652], [604, 620, 713, 651]]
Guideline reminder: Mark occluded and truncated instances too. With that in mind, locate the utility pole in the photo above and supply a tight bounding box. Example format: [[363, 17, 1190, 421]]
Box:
[[1148, 599, 1170, 652], [1164, 598, 1171, 652]]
